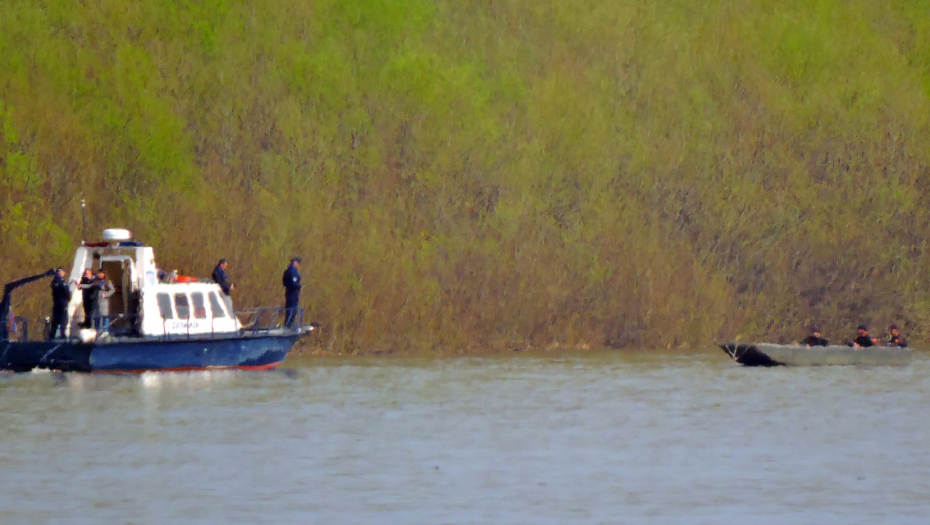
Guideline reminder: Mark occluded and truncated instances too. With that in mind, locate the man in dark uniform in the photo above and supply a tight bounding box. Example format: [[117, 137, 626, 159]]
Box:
[[852, 324, 876, 348], [802, 327, 828, 347], [283, 257, 302, 328], [887, 324, 907, 347], [49, 267, 71, 339], [211, 258, 235, 295], [79, 269, 97, 329]]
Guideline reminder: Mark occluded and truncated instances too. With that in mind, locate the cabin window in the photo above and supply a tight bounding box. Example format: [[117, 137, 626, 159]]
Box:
[[174, 293, 190, 319], [208, 292, 227, 318], [156, 293, 174, 320], [192, 292, 207, 319]]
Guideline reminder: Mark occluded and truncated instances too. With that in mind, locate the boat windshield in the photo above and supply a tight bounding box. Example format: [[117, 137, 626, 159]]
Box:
[[208, 292, 227, 318], [174, 293, 190, 319], [156, 293, 173, 319]]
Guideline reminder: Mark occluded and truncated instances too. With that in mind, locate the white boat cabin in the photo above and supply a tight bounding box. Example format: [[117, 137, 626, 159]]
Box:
[[66, 229, 242, 338]]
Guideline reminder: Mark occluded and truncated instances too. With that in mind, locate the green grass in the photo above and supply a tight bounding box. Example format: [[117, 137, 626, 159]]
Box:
[[2, 0, 930, 351]]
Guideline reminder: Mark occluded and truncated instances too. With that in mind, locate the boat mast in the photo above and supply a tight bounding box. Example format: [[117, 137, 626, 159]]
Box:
[[81, 199, 87, 246]]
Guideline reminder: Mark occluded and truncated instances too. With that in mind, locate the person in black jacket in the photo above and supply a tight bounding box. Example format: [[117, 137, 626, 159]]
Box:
[[887, 324, 908, 348], [211, 258, 235, 295], [49, 268, 72, 339], [78, 269, 97, 329], [283, 257, 302, 328], [802, 327, 828, 347], [851, 324, 876, 348]]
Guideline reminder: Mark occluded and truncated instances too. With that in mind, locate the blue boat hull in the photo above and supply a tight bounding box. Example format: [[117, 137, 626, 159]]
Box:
[[0, 333, 300, 373]]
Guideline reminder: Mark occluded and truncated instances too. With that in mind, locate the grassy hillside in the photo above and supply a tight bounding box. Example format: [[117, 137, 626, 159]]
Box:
[[2, 0, 930, 351]]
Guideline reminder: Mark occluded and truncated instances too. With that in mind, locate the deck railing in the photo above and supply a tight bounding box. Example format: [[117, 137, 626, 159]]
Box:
[[234, 307, 305, 333], [4, 316, 36, 342]]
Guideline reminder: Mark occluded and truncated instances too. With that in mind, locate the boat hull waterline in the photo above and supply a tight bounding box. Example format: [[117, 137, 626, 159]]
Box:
[[720, 343, 913, 367], [0, 332, 300, 373]]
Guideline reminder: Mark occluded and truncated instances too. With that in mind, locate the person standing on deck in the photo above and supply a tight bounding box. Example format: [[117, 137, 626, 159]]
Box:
[[887, 324, 908, 348], [93, 269, 114, 333], [78, 269, 96, 329], [283, 257, 302, 328], [49, 268, 71, 339], [211, 259, 236, 296]]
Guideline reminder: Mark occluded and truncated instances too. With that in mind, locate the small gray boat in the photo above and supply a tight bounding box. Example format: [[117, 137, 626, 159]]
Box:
[[719, 343, 913, 367]]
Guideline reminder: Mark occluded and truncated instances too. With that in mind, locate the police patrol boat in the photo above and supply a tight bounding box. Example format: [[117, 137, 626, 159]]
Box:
[[0, 229, 313, 372]]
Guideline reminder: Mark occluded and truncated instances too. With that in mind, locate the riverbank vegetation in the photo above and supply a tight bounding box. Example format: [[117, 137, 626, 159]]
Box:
[[3, 0, 930, 352]]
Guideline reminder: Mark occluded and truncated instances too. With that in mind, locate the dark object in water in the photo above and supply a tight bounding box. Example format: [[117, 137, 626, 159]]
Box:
[[719, 343, 780, 367]]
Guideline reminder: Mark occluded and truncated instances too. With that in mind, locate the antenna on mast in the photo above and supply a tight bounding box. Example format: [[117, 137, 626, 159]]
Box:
[[81, 199, 87, 246]]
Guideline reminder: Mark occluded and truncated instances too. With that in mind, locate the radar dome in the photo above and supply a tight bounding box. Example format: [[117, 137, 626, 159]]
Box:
[[102, 228, 132, 242]]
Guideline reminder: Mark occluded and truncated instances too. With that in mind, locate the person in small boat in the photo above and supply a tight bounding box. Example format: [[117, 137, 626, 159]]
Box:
[[887, 324, 907, 348], [850, 324, 877, 348], [93, 269, 115, 333], [78, 269, 96, 329], [211, 258, 235, 295], [49, 267, 72, 339], [802, 327, 828, 347], [283, 257, 302, 328]]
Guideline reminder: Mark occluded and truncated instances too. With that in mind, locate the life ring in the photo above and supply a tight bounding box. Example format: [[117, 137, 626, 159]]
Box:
[[175, 276, 196, 283]]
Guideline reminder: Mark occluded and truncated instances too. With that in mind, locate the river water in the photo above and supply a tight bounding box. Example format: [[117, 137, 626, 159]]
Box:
[[0, 349, 928, 524]]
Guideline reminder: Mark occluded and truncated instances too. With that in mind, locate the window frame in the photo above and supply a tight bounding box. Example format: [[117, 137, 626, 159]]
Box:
[[208, 292, 227, 318], [174, 293, 191, 319], [191, 292, 207, 319], [156, 293, 174, 320]]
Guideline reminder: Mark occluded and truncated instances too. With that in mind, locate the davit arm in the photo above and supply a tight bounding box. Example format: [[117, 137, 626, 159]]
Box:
[[0, 269, 55, 341]]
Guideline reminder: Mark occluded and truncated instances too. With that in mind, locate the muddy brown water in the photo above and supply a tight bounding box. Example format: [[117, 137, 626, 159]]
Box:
[[1, 349, 928, 524]]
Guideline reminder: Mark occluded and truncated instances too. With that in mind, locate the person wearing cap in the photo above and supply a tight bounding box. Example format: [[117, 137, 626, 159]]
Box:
[[887, 324, 907, 348], [283, 257, 302, 328], [802, 327, 828, 347], [211, 258, 235, 296], [851, 324, 876, 348], [49, 267, 72, 339]]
